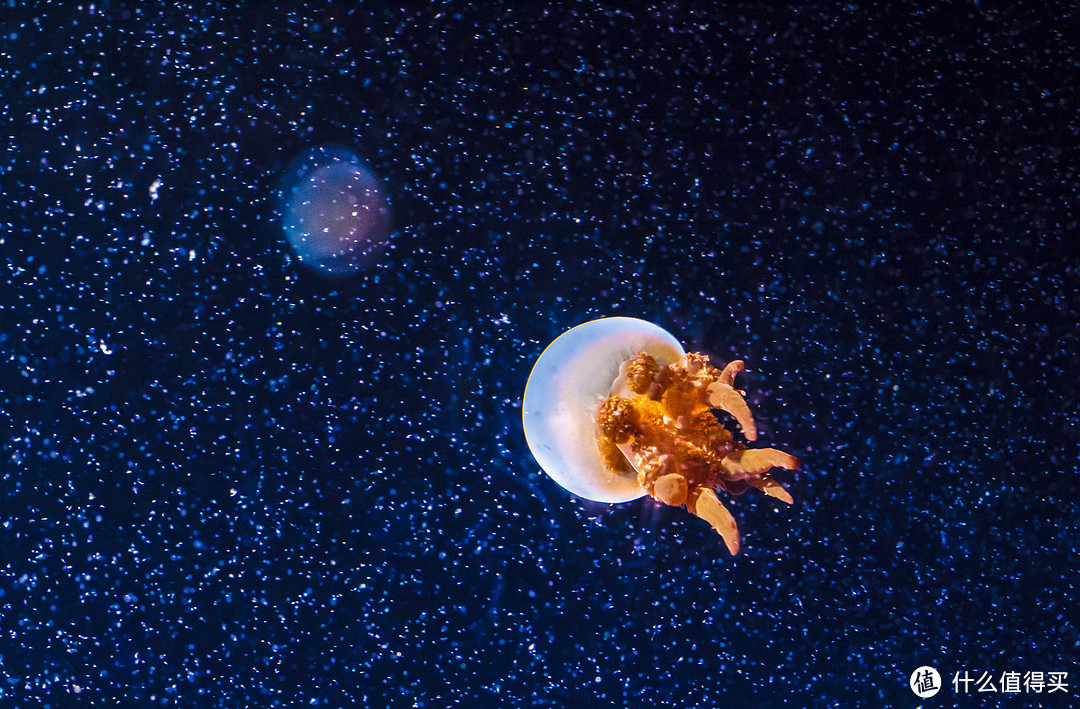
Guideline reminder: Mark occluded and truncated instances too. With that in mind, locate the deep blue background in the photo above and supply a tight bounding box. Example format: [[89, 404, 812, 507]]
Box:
[[2, 3, 1078, 707]]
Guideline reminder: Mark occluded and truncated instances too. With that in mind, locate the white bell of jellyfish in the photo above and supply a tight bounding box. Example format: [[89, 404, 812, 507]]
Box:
[[522, 317, 799, 554], [279, 145, 391, 277], [522, 317, 684, 503]]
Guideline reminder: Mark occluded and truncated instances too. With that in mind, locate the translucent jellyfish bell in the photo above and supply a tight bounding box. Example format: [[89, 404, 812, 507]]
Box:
[[279, 145, 392, 277], [522, 317, 799, 554], [522, 317, 684, 503]]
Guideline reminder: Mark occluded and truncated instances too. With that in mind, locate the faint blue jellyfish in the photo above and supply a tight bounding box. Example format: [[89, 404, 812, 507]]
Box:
[[279, 145, 391, 276], [522, 317, 799, 554]]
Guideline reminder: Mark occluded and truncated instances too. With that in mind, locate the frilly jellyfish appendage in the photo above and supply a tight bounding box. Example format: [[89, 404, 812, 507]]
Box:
[[522, 317, 799, 555]]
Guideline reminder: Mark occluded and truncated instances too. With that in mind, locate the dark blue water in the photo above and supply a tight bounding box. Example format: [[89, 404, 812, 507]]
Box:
[[3, 3, 1077, 707]]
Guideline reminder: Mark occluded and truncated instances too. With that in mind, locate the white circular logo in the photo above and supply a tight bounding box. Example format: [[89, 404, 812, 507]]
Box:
[[910, 666, 941, 698]]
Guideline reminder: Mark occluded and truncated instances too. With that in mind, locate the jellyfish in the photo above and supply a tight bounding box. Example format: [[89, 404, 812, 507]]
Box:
[[279, 145, 392, 277], [521, 317, 798, 554]]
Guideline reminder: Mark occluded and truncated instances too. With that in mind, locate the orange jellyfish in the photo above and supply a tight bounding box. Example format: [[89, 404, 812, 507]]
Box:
[[522, 317, 798, 554]]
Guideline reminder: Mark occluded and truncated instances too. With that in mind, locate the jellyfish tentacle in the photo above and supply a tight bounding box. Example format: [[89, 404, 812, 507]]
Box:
[[654, 473, 689, 506], [718, 359, 745, 387], [687, 487, 740, 555], [705, 382, 758, 441], [721, 448, 798, 479], [744, 473, 794, 505]]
